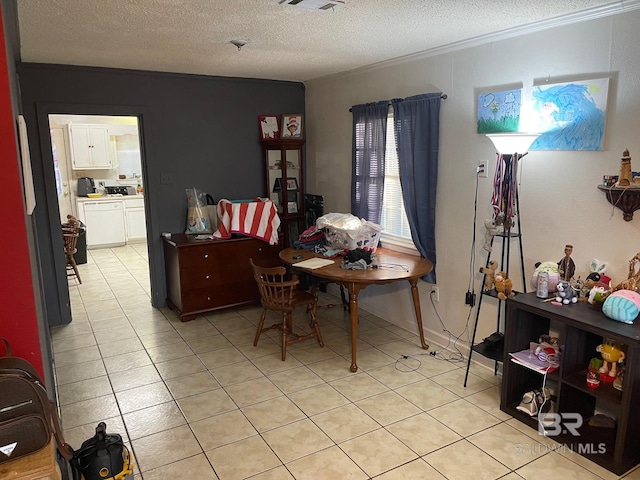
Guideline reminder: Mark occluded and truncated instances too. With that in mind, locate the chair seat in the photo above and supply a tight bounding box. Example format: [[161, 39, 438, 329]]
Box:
[[251, 259, 323, 361]]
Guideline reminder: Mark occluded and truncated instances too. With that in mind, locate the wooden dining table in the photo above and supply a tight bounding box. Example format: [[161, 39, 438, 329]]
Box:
[[279, 247, 433, 372]]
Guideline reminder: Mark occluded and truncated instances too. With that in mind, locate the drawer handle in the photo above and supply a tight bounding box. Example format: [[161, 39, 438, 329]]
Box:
[[207, 296, 211, 301], [205, 275, 210, 280], [258, 247, 263, 252], [204, 254, 209, 259]]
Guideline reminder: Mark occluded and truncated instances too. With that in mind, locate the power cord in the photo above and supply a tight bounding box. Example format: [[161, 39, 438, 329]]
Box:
[[394, 290, 470, 371]]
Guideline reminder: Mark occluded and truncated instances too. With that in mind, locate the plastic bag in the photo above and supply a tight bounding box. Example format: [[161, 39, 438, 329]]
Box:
[[316, 213, 382, 251], [185, 188, 211, 234]]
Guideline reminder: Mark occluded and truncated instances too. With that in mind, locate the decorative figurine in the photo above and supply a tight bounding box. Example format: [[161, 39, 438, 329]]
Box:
[[494, 271, 514, 300], [579, 258, 609, 298], [596, 340, 625, 382], [587, 357, 603, 389], [617, 148, 633, 187], [555, 280, 578, 305], [482, 219, 499, 252], [557, 244, 576, 282], [479, 260, 498, 291]]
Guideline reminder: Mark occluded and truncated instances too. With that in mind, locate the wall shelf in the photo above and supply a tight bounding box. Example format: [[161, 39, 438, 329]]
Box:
[[598, 184, 640, 221]]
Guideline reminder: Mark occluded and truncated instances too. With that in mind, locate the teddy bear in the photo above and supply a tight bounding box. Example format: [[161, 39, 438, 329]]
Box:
[[482, 219, 499, 252], [555, 280, 578, 305], [479, 260, 498, 291], [494, 271, 514, 300]]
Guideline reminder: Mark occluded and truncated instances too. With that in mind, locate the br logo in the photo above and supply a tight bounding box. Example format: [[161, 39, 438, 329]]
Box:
[[539, 413, 583, 436]]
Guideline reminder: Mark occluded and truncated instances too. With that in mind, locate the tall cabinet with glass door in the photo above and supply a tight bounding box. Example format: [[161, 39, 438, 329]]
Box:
[[262, 139, 305, 247]]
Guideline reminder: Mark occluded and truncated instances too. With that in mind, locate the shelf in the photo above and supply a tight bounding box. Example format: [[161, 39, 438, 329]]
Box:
[[598, 184, 640, 221], [563, 370, 623, 406], [471, 340, 503, 362]]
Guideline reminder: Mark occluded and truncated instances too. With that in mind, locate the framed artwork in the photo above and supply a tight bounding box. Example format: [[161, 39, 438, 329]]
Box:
[[259, 115, 280, 139], [287, 201, 298, 213], [281, 114, 303, 138], [286, 177, 299, 190]]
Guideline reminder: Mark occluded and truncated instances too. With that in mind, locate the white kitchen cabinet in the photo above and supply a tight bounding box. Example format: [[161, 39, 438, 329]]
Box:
[[125, 198, 147, 242], [69, 124, 112, 170]]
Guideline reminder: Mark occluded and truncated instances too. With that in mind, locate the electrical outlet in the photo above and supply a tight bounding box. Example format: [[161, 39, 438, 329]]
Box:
[[477, 160, 488, 178], [431, 285, 439, 302]]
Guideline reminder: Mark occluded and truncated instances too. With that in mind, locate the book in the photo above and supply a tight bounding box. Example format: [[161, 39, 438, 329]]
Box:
[[293, 258, 335, 269], [509, 349, 558, 374]]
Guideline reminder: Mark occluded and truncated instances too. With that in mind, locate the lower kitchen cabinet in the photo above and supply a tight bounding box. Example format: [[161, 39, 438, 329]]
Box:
[[125, 198, 146, 242], [502, 293, 640, 476], [162, 234, 282, 321]]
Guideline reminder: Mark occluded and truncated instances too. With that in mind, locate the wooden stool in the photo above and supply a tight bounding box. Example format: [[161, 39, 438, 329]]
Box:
[[0, 438, 61, 480]]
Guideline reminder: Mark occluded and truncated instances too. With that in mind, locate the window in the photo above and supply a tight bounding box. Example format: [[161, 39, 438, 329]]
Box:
[[380, 109, 416, 251]]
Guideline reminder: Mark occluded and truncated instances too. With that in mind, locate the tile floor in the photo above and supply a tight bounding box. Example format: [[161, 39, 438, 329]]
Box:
[[51, 245, 640, 480]]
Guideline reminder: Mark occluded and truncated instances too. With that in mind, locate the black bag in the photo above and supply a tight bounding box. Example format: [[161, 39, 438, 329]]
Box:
[[0, 337, 52, 464], [73, 422, 133, 480]]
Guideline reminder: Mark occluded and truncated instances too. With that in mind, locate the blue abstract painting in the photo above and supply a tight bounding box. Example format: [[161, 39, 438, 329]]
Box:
[[523, 78, 609, 151], [477, 88, 522, 133]]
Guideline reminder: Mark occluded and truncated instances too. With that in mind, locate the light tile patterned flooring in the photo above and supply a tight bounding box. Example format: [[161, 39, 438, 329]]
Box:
[[52, 245, 640, 480]]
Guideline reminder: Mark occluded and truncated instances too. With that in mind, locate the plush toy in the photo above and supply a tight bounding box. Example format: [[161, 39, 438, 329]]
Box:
[[530, 261, 560, 293], [482, 219, 499, 252], [555, 280, 578, 305], [494, 271, 514, 300], [479, 260, 498, 291], [588, 285, 608, 305], [579, 258, 609, 298], [596, 340, 625, 380]]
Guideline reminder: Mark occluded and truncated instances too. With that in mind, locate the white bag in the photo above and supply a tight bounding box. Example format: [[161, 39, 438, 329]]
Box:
[[184, 188, 211, 234]]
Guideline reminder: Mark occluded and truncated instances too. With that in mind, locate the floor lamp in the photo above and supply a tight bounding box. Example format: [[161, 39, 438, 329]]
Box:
[[463, 133, 540, 388]]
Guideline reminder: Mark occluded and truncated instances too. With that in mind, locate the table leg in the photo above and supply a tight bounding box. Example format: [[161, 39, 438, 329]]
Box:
[[348, 284, 362, 372], [409, 279, 429, 350]]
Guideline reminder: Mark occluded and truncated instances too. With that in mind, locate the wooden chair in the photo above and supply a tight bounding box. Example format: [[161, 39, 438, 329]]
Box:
[[62, 215, 82, 285], [250, 259, 323, 360]]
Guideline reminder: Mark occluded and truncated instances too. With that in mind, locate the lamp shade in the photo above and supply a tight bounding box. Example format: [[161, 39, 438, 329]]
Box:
[[486, 133, 540, 154]]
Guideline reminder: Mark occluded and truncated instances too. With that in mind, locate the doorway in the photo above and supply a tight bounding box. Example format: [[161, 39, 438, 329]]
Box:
[[48, 114, 147, 251]]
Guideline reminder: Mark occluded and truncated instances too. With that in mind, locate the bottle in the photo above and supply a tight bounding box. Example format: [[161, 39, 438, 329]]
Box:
[[136, 182, 142, 194], [536, 271, 549, 298]]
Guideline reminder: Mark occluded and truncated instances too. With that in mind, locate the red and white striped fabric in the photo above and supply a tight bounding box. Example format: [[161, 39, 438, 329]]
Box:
[[213, 198, 281, 245]]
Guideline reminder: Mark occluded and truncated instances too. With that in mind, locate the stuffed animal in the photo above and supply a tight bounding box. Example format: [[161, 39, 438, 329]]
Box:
[[479, 260, 498, 291], [555, 280, 578, 305], [495, 271, 514, 300], [530, 261, 560, 293], [482, 219, 499, 252], [596, 340, 625, 380]]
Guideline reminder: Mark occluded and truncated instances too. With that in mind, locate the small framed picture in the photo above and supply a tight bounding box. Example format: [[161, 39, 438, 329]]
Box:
[[259, 115, 280, 140], [287, 201, 298, 213], [286, 177, 299, 190], [281, 114, 303, 138]]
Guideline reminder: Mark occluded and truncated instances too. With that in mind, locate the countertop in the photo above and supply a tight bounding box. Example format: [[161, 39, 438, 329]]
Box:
[[76, 194, 144, 202]]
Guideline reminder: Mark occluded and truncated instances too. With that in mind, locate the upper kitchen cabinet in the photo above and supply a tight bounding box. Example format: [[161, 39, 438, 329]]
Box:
[[69, 124, 112, 170]]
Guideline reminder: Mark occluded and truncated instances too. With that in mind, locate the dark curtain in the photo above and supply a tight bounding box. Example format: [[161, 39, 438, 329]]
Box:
[[392, 93, 441, 283], [350, 101, 389, 223]]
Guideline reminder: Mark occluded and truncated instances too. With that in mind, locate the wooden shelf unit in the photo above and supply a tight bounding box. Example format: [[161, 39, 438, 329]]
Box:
[[502, 293, 640, 475]]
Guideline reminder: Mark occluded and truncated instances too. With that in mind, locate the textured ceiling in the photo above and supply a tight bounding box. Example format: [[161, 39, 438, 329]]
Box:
[[17, 0, 623, 82]]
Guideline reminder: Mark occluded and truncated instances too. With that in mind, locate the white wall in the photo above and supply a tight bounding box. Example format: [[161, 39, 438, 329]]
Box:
[[304, 9, 640, 356]]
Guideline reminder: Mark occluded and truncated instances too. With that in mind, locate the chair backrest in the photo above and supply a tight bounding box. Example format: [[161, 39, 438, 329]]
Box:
[[62, 214, 80, 255], [250, 259, 299, 311], [63, 230, 79, 255]]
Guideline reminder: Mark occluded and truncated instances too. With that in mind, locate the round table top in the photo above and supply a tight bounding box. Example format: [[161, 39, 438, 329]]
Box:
[[279, 247, 433, 285]]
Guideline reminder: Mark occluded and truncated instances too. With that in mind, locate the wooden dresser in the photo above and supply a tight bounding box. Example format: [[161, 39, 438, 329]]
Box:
[[162, 234, 282, 322]]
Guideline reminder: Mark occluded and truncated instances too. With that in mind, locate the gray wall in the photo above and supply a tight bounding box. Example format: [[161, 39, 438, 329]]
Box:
[[18, 63, 305, 321]]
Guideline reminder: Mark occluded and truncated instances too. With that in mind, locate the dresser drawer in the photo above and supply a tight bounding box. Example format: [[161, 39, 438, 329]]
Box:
[[182, 283, 259, 312]]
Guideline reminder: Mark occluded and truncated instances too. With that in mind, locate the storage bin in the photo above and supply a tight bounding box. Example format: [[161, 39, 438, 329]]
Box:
[[316, 213, 382, 251]]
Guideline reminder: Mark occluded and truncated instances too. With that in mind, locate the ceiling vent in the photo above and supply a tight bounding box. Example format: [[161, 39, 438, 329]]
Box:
[[277, 0, 345, 11]]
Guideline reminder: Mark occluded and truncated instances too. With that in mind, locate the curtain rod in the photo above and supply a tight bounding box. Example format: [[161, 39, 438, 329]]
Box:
[[349, 93, 447, 112]]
